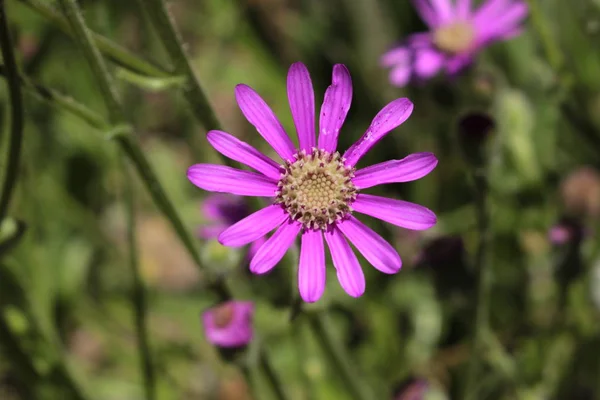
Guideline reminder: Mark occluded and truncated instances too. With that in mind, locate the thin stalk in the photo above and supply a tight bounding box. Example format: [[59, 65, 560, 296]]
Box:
[[464, 169, 492, 400], [0, 65, 107, 130], [0, 0, 25, 224], [18, 0, 171, 78], [308, 312, 373, 400], [258, 349, 289, 400], [0, 311, 88, 400], [123, 161, 156, 400], [134, 0, 222, 131], [524, 0, 565, 78], [58, 0, 122, 122], [54, 5, 285, 400]]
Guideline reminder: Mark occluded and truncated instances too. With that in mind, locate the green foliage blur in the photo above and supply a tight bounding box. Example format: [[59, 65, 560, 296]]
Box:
[[2, 0, 600, 399]]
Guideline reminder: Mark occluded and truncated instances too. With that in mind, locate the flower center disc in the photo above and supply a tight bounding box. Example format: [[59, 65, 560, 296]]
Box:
[[433, 22, 475, 54], [276, 149, 357, 230]]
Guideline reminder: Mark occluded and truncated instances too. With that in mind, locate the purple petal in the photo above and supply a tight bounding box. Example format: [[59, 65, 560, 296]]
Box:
[[445, 54, 474, 75], [188, 164, 277, 197], [287, 62, 316, 152], [352, 152, 438, 189], [298, 229, 326, 302], [456, 0, 472, 19], [476, 2, 528, 40], [429, 0, 455, 23], [318, 64, 353, 153], [249, 220, 301, 274], [414, 47, 445, 78], [473, 0, 510, 26], [324, 226, 365, 297], [235, 84, 296, 161], [380, 47, 409, 68], [411, 0, 440, 27], [343, 98, 414, 167], [207, 130, 281, 180], [197, 224, 226, 239], [390, 65, 412, 88], [218, 205, 289, 247], [337, 216, 402, 274], [352, 194, 437, 230], [247, 235, 267, 260], [202, 301, 254, 348]]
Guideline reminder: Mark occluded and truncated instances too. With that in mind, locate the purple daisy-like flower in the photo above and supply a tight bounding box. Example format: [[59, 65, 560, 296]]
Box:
[[202, 301, 254, 348], [381, 0, 528, 86], [187, 62, 438, 302], [197, 194, 266, 259]]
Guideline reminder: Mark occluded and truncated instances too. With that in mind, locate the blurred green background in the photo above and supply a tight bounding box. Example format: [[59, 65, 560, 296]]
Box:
[[2, 0, 600, 399]]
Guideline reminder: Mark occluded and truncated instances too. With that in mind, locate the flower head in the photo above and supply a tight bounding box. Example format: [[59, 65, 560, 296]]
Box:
[[381, 0, 528, 86], [202, 301, 254, 348], [187, 62, 438, 302], [197, 194, 266, 259]]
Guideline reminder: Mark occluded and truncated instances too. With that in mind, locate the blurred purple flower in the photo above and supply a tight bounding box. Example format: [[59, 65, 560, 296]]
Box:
[[202, 301, 254, 348], [548, 217, 585, 246], [187, 62, 438, 302], [198, 194, 266, 259], [381, 0, 528, 86], [394, 379, 429, 400]]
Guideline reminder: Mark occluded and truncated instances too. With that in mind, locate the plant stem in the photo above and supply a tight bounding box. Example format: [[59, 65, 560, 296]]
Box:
[[18, 0, 171, 78], [122, 160, 156, 400], [0, 0, 25, 225], [135, 0, 223, 131], [259, 349, 289, 400], [0, 65, 107, 130], [308, 312, 373, 400], [464, 168, 492, 400]]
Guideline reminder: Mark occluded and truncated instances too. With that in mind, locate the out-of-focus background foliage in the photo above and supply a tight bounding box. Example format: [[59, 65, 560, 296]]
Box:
[[2, 0, 600, 399]]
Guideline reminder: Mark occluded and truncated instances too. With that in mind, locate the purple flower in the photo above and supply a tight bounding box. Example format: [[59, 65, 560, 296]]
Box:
[[202, 301, 254, 348], [198, 194, 266, 259], [381, 0, 528, 86], [187, 62, 438, 302]]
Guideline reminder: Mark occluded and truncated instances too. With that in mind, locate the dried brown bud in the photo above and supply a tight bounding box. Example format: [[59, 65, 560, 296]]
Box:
[[560, 166, 600, 218]]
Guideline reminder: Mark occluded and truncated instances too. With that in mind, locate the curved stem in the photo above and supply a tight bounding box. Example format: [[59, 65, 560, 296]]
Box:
[[464, 169, 492, 400], [308, 312, 373, 400], [135, 0, 222, 131], [18, 0, 171, 78], [0, 65, 107, 130], [0, 0, 25, 225], [122, 159, 157, 400]]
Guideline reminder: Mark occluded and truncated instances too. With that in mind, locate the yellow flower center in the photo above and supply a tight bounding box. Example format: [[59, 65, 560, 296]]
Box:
[[276, 149, 357, 230], [433, 22, 475, 54]]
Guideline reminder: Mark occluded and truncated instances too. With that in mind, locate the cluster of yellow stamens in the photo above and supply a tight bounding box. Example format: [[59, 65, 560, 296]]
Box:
[[275, 149, 357, 230], [433, 21, 475, 54]]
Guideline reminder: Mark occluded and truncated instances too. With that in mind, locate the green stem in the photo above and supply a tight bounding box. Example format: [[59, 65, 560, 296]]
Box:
[[0, 311, 87, 400], [122, 160, 157, 400], [525, 0, 564, 75], [258, 348, 289, 400], [58, 0, 122, 123], [18, 0, 171, 78], [0, 65, 107, 130], [0, 0, 25, 225], [464, 169, 492, 400], [135, 0, 222, 131], [308, 312, 373, 400]]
